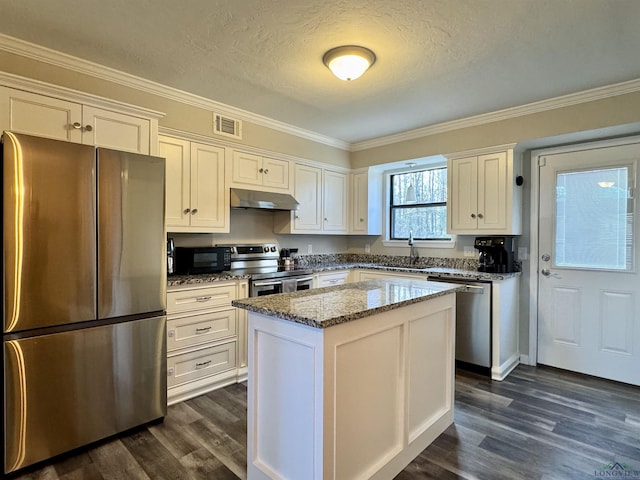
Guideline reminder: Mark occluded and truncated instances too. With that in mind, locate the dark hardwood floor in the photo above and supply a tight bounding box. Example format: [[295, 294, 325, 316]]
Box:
[[9, 365, 640, 479]]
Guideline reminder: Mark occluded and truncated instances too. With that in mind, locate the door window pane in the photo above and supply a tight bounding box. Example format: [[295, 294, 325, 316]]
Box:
[[555, 166, 633, 270]]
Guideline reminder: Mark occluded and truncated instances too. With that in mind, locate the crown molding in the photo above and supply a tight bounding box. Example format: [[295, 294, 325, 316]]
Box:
[[3, 33, 639, 155], [351, 78, 640, 152], [0, 33, 350, 151]]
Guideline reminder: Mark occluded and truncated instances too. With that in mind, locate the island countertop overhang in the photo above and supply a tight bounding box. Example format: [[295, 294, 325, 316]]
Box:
[[232, 278, 464, 328]]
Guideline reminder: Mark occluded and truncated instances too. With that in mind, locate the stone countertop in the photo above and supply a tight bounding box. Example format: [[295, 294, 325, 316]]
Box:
[[309, 262, 520, 281], [232, 278, 464, 328], [167, 263, 519, 287], [167, 272, 250, 288]]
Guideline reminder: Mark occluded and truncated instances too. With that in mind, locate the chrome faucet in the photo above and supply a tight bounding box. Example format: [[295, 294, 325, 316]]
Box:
[[408, 231, 419, 265]]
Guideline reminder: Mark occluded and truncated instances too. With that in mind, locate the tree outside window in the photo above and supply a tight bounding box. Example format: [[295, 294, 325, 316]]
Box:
[[390, 167, 451, 240]]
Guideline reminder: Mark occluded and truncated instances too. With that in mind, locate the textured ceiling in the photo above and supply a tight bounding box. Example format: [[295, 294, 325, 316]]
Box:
[[1, 0, 640, 144]]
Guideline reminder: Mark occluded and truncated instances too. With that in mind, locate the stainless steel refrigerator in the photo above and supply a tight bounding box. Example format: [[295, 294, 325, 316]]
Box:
[[2, 132, 167, 474]]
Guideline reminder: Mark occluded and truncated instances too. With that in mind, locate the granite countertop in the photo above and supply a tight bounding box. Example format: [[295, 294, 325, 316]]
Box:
[[167, 258, 519, 287], [309, 262, 520, 281], [167, 272, 250, 288], [232, 278, 464, 328]]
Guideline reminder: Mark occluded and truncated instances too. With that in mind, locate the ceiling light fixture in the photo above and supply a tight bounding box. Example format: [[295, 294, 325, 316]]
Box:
[[323, 45, 376, 81]]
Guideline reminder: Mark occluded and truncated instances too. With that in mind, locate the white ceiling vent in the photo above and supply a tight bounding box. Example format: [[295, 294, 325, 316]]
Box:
[[214, 113, 242, 139]]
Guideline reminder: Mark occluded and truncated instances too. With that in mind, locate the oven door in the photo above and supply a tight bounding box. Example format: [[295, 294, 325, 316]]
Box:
[[251, 279, 283, 297]]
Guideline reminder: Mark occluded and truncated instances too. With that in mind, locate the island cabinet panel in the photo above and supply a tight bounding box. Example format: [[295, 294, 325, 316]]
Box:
[[246, 293, 456, 480]]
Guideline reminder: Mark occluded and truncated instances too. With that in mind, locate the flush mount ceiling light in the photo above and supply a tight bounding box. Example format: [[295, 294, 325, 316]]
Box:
[[323, 45, 376, 81]]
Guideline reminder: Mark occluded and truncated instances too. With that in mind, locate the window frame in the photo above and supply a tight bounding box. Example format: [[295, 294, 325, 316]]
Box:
[[382, 162, 456, 249]]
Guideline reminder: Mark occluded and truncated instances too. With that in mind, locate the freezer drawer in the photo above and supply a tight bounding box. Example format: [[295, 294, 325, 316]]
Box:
[[3, 316, 167, 474]]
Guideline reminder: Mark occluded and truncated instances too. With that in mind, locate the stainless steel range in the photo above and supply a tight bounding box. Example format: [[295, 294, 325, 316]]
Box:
[[217, 243, 313, 297]]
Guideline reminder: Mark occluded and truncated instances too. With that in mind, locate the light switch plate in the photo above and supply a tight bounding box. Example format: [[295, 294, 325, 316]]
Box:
[[463, 246, 476, 257], [307, 244, 313, 254], [365, 243, 371, 253], [518, 247, 528, 261]]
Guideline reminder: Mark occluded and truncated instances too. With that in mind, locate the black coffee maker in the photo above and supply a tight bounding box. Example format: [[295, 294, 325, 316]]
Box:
[[475, 236, 516, 273]]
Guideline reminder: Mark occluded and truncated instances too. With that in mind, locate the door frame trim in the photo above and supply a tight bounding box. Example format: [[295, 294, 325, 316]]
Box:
[[528, 134, 640, 366]]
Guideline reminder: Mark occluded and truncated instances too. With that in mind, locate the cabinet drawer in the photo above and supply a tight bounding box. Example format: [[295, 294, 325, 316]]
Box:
[[316, 271, 349, 287], [167, 342, 237, 388], [167, 284, 236, 314], [167, 308, 237, 352]]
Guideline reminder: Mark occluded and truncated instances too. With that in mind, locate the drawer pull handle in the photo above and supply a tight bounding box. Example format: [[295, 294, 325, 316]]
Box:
[[196, 360, 212, 368], [195, 326, 212, 333], [196, 296, 212, 302]]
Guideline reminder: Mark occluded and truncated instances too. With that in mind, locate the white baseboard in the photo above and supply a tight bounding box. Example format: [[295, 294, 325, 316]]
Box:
[[491, 352, 520, 381]]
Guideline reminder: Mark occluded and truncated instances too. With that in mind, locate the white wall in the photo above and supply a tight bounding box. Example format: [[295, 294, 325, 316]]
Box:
[[170, 208, 347, 254]]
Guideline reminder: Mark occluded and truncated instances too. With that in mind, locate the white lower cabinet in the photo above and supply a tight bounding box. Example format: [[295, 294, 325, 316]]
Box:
[[313, 270, 351, 288], [166, 281, 244, 405]]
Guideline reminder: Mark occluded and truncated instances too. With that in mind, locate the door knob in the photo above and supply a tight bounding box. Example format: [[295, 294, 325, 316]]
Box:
[[541, 268, 551, 276]]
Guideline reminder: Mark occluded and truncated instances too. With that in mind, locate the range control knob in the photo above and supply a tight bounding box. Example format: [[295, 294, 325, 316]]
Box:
[[270, 246, 277, 252], [263, 246, 269, 253]]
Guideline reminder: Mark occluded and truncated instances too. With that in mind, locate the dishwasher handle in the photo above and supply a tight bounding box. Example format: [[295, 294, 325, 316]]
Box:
[[461, 285, 485, 294], [427, 276, 488, 294]]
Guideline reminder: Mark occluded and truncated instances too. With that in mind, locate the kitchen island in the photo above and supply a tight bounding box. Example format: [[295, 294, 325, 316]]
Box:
[[233, 278, 463, 480]]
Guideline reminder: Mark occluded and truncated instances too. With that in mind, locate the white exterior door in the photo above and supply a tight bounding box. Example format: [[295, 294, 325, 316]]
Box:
[[537, 142, 639, 385]]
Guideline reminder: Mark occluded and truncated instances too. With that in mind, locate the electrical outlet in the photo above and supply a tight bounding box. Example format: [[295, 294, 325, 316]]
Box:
[[518, 247, 528, 261], [365, 243, 371, 254], [463, 246, 475, 257], [307, 244, 313, 254]]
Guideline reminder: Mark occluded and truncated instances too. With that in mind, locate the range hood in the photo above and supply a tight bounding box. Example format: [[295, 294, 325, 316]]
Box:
[[230, 188, 300, 211]]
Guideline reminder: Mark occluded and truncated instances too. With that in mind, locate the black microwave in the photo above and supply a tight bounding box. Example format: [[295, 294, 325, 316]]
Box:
[[173, 246, 231, 275]]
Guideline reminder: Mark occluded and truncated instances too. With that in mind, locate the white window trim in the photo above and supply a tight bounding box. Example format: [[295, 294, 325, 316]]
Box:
[[383, 162, 456, 249]]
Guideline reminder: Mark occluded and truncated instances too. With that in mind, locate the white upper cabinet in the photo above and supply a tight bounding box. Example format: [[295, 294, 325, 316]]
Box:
[[447, 147, 522, 235], [160, 135, 229, 233], [0, 85, 158, 154], [274, 163, 348, 234], [322, 169, 348, 232], [291, 163, 323, 231], [350, 169, 382, 235], [230, 150, 291, 192]]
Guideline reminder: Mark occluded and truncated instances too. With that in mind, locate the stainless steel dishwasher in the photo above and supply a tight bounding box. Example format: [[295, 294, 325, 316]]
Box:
[[427, 276, 491, 371]]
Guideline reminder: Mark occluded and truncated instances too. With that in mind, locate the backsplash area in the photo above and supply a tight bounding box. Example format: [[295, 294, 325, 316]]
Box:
[[296, 253, 478, 270]]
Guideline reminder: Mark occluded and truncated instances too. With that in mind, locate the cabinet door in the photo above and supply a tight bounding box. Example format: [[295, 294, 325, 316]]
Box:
[[323, 169, 348, 232], [293, 164, 322, 231], [261, 157, 290, 190], [190, 142, 228, 230], [82, 106, 150, 154], [448, 156, 478, 231], [351, 172, 368, 233], [477, 152, 508, 231], [0, 86, 82, 142], [231, 151, 262, 186], [159, 136, 191, 228]]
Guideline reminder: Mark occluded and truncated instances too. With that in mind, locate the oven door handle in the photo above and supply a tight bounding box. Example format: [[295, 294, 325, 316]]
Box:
[[294, 276, 313, 283], [253, 280, 283, 287]]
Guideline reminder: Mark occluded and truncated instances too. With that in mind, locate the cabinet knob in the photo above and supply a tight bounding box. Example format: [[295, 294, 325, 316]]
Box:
[[72, 122, 82, 129], [264, 169, 269, 174], [295, 215, 300, 219], [359, 218, 364, 222], [470, 213, 476, 219], [191, 208, 198, 215], [84, 125, 93, 132], [259, 168, 264, 173], [477, 213, 483, 219], [324, 218, 328, 221], [184, 208, 191, 214]]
